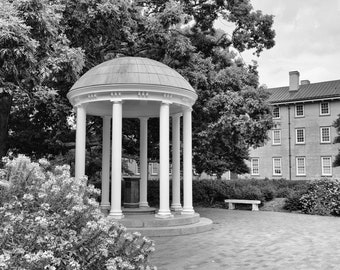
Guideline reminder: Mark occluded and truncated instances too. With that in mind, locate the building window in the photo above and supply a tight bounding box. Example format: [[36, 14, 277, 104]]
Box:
[[273, 158, 282, 175], [296, 157, 306, 176], [320, 102, 330, 115], [295, 104, 304, 117], [295, 128, 305, 144], [320, 127, 331, 143], [272, 130, 281, 145], [150, 163, 159, 175], [273, 106, 280, 119], [321, 157, 332, 176], [251, 158, 259, 175]]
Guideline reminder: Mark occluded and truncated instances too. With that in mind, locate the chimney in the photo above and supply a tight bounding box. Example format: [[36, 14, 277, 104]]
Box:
[[289, 71, 300, 91], [301, 80, 310, 85]]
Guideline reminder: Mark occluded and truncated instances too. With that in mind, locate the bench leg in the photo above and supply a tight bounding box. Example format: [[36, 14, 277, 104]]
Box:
[[228, 202, 235, 210], [252, 204, 259, 211]]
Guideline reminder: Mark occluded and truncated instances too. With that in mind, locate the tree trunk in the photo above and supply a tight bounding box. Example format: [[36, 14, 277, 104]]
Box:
[[0, 91, 13, 159]]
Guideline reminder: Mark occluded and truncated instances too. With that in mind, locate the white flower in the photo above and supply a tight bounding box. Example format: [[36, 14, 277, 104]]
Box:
[[86, 221, 98, 230], [38, 192, 47, 198], [68, 258, 80, 269], [38, 158, 50, 167], [0, 252, 10, 269], [0, 180, 10, 188], [71, 205, 85, 212], [23, 194, 34, 201], [124, 233, 133, 241], [132, 232, 141, 238], [41, 203, 50, 211], [35, 216, 49, 228], [1, 156, 9, 163], [51, 185, 61, 193]]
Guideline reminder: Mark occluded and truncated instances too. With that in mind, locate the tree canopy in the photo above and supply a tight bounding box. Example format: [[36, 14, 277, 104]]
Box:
[[1, 0, 275, 177]]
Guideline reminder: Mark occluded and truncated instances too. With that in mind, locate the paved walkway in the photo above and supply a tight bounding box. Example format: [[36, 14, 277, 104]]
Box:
[[150, 208, 340, 270]]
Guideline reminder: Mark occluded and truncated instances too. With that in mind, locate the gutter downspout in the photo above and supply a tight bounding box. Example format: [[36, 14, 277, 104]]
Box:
[[288, 105, 292, 180]]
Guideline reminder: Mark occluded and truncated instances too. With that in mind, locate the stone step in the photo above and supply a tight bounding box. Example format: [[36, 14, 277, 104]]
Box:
[[126, 217, 213, 237], [119, 213, 201, 228], [122, 207, 157, 215]]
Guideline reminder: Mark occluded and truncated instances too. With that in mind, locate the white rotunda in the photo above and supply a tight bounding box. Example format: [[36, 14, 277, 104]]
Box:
[[68, 56, 198, 220]]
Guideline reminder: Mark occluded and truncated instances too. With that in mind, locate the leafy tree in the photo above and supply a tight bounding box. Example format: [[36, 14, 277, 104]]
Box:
[[136, 0, 275, 177], [0, 0, 84, 159], [2, 0, 275, 177]]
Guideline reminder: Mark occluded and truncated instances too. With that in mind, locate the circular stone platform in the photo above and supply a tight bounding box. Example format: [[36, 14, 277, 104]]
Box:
[[111, 212, 213, 237]]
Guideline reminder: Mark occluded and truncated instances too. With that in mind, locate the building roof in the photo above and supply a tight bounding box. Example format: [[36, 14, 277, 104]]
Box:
[[70, 56, 195, 94], [267, 79, 340, 104]]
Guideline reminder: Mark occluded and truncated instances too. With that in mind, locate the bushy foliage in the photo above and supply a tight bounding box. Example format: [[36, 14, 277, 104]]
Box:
[[300, 179, 340, 216], [190, 179, 308, 207], [0, 155, 155, 270], [146, 180, 160, 207], [283, 191, 304, 211]]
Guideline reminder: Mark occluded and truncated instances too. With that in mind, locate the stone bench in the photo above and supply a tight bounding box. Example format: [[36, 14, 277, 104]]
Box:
[[224, 199, 261, 211]]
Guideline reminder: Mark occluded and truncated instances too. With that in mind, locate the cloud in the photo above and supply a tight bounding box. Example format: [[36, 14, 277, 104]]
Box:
[[240, 0, 340, 87]]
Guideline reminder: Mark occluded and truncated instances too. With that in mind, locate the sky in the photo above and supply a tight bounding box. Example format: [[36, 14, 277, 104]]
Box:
[[218, 0, 340, 88]]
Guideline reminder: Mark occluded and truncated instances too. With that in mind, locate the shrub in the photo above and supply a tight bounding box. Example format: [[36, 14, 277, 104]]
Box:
[[283, 191, 303, 211], [192, 181, 211, 205], [300, 179, 340, 216], [149, 178, 310, 208], [276, 187, 293, 198], [261, 186, 277, 201], [0, 155, 155, 270], [147, 180, 160, 207], [234, 185, 264, 201]]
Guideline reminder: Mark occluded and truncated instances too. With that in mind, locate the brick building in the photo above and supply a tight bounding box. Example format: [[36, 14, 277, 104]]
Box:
[[248, 71, 340, 180]]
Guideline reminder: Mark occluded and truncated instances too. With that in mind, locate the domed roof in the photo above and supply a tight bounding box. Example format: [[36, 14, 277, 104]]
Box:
[[70, 57, 195, 93]]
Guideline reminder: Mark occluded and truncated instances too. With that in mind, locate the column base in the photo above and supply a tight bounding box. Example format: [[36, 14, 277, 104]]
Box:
[[108, 210, 125, 219], [100, 203, 110, 210], [181, 208, 195, 215], [100, 204, 110, 214], [155, 210, 174, 219], [171, 204, 183, 212], [139, 202, 149, 208]]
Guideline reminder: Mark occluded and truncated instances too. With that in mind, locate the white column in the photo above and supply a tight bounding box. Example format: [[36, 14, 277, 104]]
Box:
[[182, 108, 195, 215], [139, 117, 149, 207], [171, 114, 182, 211], [75, 104, 86, 180], [156, 102, 173, 218], [109, 101, 124, 219], [101, 116, 111, 210]]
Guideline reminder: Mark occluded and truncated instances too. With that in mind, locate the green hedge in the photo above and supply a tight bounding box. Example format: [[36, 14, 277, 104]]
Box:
[[146, 178, 340, 216], [146, 179, 309, 207], [192, 179, 309, 206]]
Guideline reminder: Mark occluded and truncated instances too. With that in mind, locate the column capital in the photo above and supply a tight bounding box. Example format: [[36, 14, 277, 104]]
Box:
[[110, 99, 123, 104], [161, 100, 172, 105], [102, 115, 112, 120], [75, 103, 88, 109], [183, 107, 193, 112], [139, 116, 149, 121], [171, 113, 182, 119]]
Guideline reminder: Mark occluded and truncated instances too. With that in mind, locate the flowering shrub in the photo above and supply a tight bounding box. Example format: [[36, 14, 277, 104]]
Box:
[[300, 179, 340, 216], [0, 155, 155, 270]]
